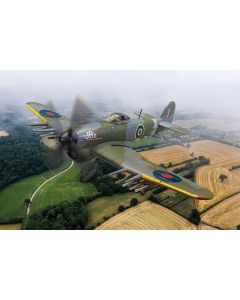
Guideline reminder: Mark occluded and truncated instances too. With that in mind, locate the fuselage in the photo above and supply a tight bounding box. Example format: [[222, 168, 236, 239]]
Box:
[[70, 116, 158, 163]]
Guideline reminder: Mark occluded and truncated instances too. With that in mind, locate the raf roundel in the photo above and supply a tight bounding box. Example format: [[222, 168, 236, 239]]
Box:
[[39, 109, 62, 119], [153, 169, 182, 183], [135, 124, 145, 139]]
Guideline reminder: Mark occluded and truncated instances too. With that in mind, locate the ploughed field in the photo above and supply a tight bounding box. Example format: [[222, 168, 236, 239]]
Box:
[[96, 201, 197, 230]]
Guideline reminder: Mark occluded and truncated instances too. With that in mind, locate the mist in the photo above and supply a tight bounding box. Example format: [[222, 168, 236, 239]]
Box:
[[0, 71, 240, 118]]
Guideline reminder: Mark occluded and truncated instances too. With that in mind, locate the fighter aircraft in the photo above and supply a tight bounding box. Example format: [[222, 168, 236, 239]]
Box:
[[25, 99, 213, 200]]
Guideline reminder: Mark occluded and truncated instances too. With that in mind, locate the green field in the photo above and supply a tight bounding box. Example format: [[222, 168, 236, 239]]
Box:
[[154, 190, 196, 220], [31, 163, 98, 212], [0, 159, 71, 223], [87, 192, 146, 227]]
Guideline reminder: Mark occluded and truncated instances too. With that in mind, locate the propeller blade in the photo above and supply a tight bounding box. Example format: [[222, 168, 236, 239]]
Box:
[[70, 96, 96, 126], [43, 141, 65, 170], [80, 161, 96, 182], [45, 100, 56, 110]]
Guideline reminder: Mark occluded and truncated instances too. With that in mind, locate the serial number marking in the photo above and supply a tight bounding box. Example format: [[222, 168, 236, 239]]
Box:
[[84, 130, 103, 142]]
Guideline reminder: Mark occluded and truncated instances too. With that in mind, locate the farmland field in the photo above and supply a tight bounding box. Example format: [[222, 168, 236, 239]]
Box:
[[0, 159, 71, 222], [190, 140, 240, 212], [201, 193, 240, 229], [87, 192, 146, 227], [96, 201, 197, 230], [31, 163, 98, 212], [0, 223, 21, 230], [197, 224, 217, 230], [139, 145, 192, 166], [0, 175, 46, 222], [195, 165, 240, 211], [190, 140, 240, 164]]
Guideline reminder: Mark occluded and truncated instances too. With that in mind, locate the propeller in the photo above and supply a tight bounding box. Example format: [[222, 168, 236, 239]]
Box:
[[41, 97, 97, 180], [80, 160, 97, 182]]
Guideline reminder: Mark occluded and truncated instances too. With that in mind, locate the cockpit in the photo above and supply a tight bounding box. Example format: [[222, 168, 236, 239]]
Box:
[[105, 112, 131, 124]]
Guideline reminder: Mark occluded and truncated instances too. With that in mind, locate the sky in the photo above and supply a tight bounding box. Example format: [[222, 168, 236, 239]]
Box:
[[0, 70, 240, 118]]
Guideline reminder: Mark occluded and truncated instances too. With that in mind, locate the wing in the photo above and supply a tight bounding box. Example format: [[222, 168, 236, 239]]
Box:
[[93, 142, 213, 200], [158, 120, 189, 135], [25, 102, 71, 133]]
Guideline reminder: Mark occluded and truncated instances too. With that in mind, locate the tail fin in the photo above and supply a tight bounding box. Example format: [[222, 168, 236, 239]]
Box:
[[160, 101, 175, 123]]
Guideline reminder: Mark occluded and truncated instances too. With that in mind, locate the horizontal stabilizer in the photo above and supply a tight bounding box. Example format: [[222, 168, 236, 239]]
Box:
[[158, 120, 189, 135]]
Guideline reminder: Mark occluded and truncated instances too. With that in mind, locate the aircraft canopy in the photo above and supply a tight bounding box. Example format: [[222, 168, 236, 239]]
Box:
[[105, 112, 130, 124]]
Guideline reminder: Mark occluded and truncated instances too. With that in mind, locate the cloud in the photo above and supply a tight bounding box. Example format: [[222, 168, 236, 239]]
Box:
[[0, 71, 240, 118]]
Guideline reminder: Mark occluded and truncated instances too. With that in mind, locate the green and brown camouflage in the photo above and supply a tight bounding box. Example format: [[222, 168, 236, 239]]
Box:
[[26, 100, 213, 200]]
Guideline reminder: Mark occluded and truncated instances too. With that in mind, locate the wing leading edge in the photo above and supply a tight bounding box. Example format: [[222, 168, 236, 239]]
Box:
[[25, 102, 71, 133], [93, 142, 213, 200]]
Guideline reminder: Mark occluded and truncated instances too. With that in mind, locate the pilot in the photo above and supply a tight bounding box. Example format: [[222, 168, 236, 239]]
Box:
[[106, 113, 130, 124], [107, 113, 121, 124]]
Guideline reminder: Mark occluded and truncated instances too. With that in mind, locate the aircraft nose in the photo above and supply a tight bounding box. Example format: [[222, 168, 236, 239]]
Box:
[[60, 132, 70, 143]]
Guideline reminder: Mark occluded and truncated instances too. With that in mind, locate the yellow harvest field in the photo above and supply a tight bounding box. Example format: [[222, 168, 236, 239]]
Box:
[[190, 140, 240, 164], [201, 193, 240, 229], [197, 224, 218, 230], [195, 165, 240, 211], [0, 223, 21, 230], [139, 145, 192, 166], [96, 201, 196, 230], [190, 140, 240, 212]]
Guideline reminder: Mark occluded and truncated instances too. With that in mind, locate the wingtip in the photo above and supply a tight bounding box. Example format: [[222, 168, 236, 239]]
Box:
[[196, 190, 214, 200]]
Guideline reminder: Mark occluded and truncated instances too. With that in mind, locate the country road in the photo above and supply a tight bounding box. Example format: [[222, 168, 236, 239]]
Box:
[[26, 161, 74, 215]]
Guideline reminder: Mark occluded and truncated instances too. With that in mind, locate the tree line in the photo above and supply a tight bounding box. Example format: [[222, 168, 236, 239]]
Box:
[[0, 125, 48, 190], [23, 197, 89, 230], [89, 158, 129, 196]]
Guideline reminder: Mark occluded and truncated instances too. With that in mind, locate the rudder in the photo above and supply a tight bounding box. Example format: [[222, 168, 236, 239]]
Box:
[[160, 101, 175, 123]]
